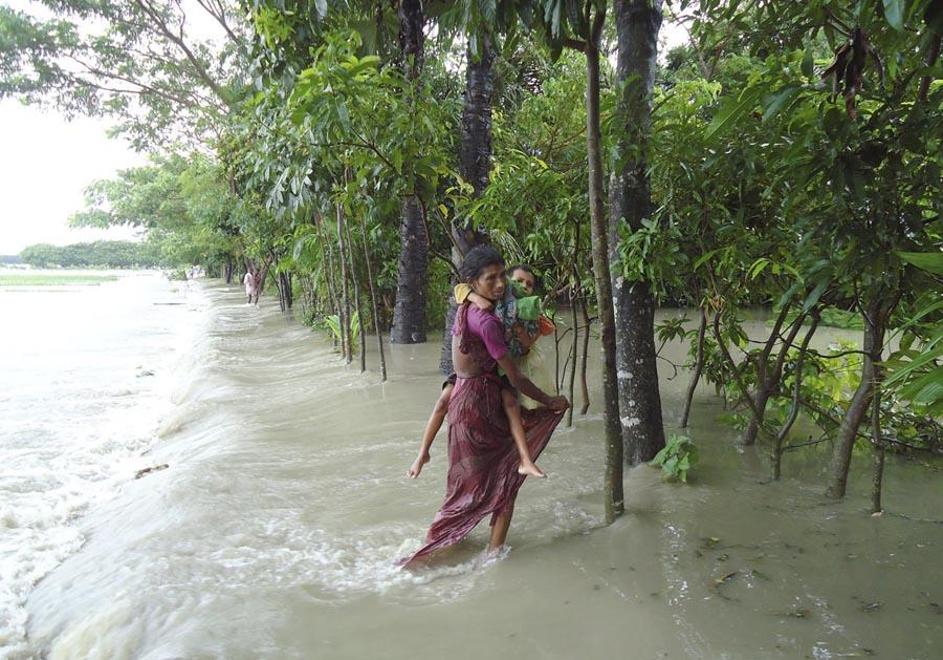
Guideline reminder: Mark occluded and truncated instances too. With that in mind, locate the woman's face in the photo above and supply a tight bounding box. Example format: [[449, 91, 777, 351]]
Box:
[[470, 263, 506, 302], [510, 268, 536, 295]]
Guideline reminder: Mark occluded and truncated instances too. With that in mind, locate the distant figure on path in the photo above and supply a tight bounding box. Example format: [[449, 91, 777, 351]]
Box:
[[244, 269, 261, 305], [399, 246, 568, 568]]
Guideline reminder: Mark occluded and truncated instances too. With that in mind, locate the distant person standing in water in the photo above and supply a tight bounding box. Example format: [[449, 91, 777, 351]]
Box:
[[244, 268, 261, 305], [398, 245, 568, 568]]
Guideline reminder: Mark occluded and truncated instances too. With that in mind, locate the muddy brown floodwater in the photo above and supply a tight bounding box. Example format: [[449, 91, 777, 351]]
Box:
[[9, 277, 942, 659]]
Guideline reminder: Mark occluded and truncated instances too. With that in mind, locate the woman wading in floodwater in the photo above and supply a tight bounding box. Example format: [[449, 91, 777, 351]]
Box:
[[399, 246, 568, 567]]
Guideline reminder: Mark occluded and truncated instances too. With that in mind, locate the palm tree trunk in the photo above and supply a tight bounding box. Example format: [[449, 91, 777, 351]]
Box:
[[440, 34, 495, 374], [391, 0, 428, 345]]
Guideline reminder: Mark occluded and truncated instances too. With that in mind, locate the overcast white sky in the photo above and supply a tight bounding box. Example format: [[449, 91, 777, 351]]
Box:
[[0, 4, 688, 256], [0, 101, 143, 254]]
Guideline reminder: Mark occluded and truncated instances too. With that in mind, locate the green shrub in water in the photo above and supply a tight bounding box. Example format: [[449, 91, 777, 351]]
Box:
[[324, 311, 361, 348], [651, 434, 698, 483]]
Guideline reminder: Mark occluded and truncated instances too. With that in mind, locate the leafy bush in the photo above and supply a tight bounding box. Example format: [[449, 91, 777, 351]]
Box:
[[324, 311, 361, 348], [651, 434, 698, 483]]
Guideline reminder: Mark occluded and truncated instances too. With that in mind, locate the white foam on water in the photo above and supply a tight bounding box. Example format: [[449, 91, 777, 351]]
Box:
[[0, 273, 206, 658]]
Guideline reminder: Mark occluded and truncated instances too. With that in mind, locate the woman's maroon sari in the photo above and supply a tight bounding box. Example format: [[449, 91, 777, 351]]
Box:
[[398, 304, 564, 567]]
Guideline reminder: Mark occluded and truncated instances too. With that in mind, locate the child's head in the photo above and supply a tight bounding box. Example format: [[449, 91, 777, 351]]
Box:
[[506, 264, 539, 296]]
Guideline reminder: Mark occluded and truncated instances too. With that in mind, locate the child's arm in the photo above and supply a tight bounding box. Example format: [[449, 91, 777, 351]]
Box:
[[408, 385, 453, 478], [454, 283, 492, 311]]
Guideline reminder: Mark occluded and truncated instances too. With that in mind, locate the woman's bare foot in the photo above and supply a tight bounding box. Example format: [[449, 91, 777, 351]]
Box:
[[517, 462, 547, 479]]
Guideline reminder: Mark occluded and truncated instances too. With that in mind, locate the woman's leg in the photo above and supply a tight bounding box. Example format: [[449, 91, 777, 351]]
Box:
[[488, 502, 515, 552], [501, 388, 546, 478]]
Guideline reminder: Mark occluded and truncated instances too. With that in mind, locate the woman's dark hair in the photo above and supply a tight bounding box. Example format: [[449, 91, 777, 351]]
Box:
[[461, 245, 505, 282], [506, 264, 541, 294]]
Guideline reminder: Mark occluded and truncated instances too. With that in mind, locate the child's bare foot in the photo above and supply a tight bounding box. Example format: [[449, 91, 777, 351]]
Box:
[[517, 462, 547, 479]]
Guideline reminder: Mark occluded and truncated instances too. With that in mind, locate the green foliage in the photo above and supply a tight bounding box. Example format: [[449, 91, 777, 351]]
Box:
[[651, 434, 698, 483], [0, 1, 246, 149], [0, 272, 118, 286], [18, 241, 158, 269], [70, 154, 241, 272], [323, 311, 361, 347]]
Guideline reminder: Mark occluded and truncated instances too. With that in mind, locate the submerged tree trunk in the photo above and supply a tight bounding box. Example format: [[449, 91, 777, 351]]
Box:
[[391, 0, 428, 345], [224, 256, 234, 284], [337, 203, 353, 364], [390, 196, 428, 344], [583, 6, 624, 522], [680, 306, 707, 428], [343, 207, 365, 373], [567, 288, 579, 427], [276, 271, 293, 311], [742, 304, 796, 446], [870, 347, 885, 513], [609, 0, 666, 464], [317, 211, 342, 351], [359, 209, 387, 381], [579, 294, 592, 415], [773, 314, 819, 480], [826, 296, 891, 499], [440, 35, 495, 374]]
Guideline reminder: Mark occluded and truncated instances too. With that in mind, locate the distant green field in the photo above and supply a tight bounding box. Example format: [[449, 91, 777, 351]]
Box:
[[0, 272, 118, 286]]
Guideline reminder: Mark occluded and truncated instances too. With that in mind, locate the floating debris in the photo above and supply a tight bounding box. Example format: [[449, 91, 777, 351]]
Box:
[[713, 571, 738, 587], [135, 464, 169, 479]]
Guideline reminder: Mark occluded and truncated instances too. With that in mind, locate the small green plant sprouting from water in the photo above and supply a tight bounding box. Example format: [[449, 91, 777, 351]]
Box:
[[651, 434, 698, 483], [324, 311, 361, 347]]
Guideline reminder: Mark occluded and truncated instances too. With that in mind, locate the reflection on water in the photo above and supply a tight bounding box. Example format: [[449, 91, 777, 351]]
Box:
[[3, 277, 941, 659]]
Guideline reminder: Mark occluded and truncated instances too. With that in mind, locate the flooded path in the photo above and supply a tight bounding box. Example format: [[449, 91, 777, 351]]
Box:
[[4, 277, 941, 659]]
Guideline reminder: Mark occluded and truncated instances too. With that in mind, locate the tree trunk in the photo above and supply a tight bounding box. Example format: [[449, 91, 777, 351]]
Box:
[[553, 322, 561, 394], [567, 289, 579, 427], [224, 256, 233, 284], [609, 0, 666, 464], [342, 204, 366, 372], [680, 306, 707, 428], [337, 203, 353, 363], [742, 304, 793, 446], [391, 0, 428, 345], [772, 314, 819, 480], [359, 208, 388, 381], [390, 196, 429, 344], [440, 35, 495, 374], [277, 271, 293, 310], [579, 294, 591, 415], [317, 211, 342, 351], [584, 6, 624, 522], [870, 346, 885, 513], [825, 297, 888, 499]]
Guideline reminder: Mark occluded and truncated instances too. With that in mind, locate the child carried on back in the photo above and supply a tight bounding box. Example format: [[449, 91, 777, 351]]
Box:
[[408, 265, 556, 480]]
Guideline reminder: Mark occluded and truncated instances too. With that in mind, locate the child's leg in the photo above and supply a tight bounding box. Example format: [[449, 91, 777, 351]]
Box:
[[409, 383, 453, 478], [501, 388, 546, 478]]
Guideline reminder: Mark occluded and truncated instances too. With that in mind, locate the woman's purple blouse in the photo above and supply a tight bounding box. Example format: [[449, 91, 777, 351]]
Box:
[[462, 305, 509, 362]]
